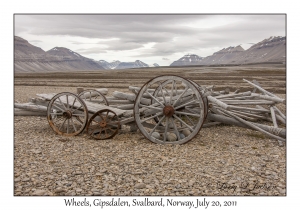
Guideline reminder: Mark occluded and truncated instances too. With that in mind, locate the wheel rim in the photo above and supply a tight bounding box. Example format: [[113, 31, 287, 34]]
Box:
[[78, 89, 109, 106], [86, 109, 119, 140], [188, 79, 209, 120], [134, 75, 206, 144], [47, 92, 88, 136]]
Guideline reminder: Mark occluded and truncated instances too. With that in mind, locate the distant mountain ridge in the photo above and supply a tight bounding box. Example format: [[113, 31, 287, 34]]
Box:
[[170, 54, 203, 66], [14, 36, 105, 72], [14, 35, 285, 72], [98, 60, 121, 69], [14, 36, 155, 72], [115, 60, 149, 69], [170, 36, 286, 66]]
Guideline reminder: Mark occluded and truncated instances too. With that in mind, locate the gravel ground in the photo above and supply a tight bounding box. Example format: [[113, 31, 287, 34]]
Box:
[[14, 86, 286, 196]]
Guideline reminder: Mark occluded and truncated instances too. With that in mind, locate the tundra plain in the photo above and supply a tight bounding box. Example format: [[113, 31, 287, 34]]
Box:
[[14, 63, 286, 196]]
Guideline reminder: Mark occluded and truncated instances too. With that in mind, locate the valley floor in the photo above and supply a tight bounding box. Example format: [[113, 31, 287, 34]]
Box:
[[14, 64, 286, 196]]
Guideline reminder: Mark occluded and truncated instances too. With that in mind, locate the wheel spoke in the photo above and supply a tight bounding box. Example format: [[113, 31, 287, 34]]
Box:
[[106, 114, 116, 123], [70, 97, 77, 111], [66, 95, 69, 109], [170, 117, 181, 141], [98, 113, 105, 121], [70, 118, 77, 132], [58, 97, 67, 110], [74, 117, 83, 125], [149, 115, 166, 135], [139, 104, 163, 111], [159, 82, 167, 105], [172, 86, 189, 107], [108, 128, 116, 133], [175, 81, 178, 97], [145, 90, 165, 107], [183, 114, 195, 126], [104, 127, 108, 137], [185, 107, 200, 114], [92, 119, 99, 124], [53, 116, 64, 123], [88, 125, 96, 135], [163, 117, 169, 142], [72, 105, 83, 113], [174, 99, 198, 110], [59, 118, 67, 131], [52, 104, 65, 112], [50, 112, 63, 116], [173, 114, 194, 132], [169, 80, 175, 104], [97, 128, 103, 138], [141, 112, 163, 123], [162, 86, 171, 96]]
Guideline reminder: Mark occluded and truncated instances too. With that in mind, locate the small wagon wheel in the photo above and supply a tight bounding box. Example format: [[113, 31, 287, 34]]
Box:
[[47, 92, 88, 136], [134, 75, 206, 144], [78, 89, 109, 106], [86, 109, 120, 140]]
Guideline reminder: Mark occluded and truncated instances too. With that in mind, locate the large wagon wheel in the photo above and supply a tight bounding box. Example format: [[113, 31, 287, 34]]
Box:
[[78, 89, 109, 106], [86, 109, 120, 140], [47, 92, 88, 136], [134, 75, 206, 144]]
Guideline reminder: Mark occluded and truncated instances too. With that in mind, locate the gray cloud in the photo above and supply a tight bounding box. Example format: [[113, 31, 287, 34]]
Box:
[[75, 47, 107, 54], [162, 58, 170, 60], [70, 41, 97, 45], [15, 14, 286, 60], [97, 39, 143, 51], [29, 40, 42, 43]]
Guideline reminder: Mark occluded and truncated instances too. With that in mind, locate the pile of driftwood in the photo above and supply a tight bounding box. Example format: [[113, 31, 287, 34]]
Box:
[[206, 79, 286, 144], [14, 79, 286, 143]]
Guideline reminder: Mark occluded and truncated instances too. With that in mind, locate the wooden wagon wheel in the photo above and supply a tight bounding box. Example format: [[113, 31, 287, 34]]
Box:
[[78, 89, 109, 106], [86, 109, 120, 140], [134, 75, 206, 144], [47, 92, 88, 136]]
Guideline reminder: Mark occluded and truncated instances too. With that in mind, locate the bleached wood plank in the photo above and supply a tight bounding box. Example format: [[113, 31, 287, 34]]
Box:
[[217, 108, 285, 142], [14, 108, 46, 116], [215, 91, 252, 99], [207, 113, 286, 138], [14, 103, 47, 112]]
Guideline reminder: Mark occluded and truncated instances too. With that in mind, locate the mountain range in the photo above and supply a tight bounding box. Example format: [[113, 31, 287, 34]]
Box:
[[14, 36, 105, 72], [170, 36, 285, 66], [14, 35, 285, 72], [14, 36, 158, 72], [98, 60, 153, 70]]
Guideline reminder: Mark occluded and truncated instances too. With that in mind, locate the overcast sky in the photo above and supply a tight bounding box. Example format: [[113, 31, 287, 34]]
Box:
[[15, 14, 285, 66]]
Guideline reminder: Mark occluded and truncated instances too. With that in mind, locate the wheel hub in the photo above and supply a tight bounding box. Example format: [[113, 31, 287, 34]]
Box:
[[163, 105, 174, 117], [63, 110, 72, 119], [99, 121, 107, 128]]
